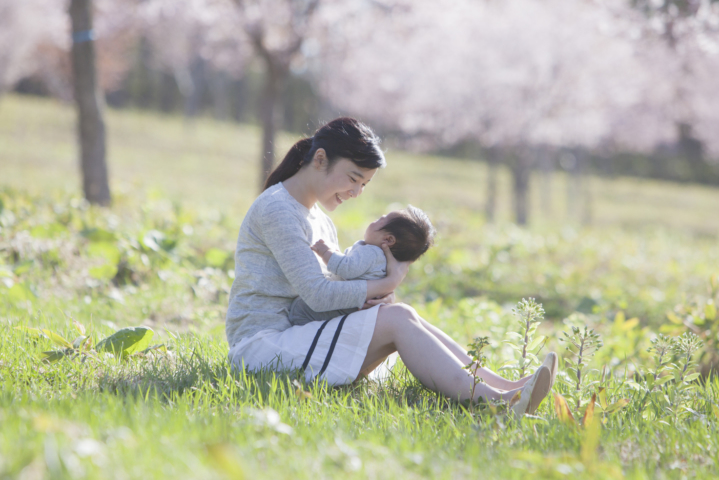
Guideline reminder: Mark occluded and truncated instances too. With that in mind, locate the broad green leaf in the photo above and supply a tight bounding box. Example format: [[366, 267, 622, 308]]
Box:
[[604, 398, 630, 414], [87, 242, 121, 265], [73, 320, 86, 336], [206, 444, 245, 480], [96, 326, 154, 357], [705, 302, 716, 322], [582, 393, 596, 426], [666, 312, 682, 324], [13, 262, 33, 276], [205, 248, 229, 268], [142, 230, 175, 252], [624, 381, 642, 391], [656, 375, 673, 385], [72, 336, 88, 349], [581, 404, 601, 465], [41, 329, 73, 349], [89, 264, 118, 281], [14, 326, 45, 339], [659, 324, 683, 335], [597, 387, 608, 409], [684, 372, 701, 383], [553, 393, 576, 427], [5, 282, 35, 304], [621, 318, 640, 331], [81, 228, 117, 243], [30, 223, 68, 239], [41, 350, 67, 363], [527, 335, 547, 351]]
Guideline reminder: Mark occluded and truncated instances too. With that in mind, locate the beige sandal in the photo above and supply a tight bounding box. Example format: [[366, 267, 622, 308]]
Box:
[[511, 365, 551, 419], [541, 352, 558, 390]]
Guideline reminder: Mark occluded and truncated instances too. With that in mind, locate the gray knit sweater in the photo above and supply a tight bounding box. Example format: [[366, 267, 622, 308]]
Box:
[[288, 241, 386, 326], [225, 183, 368, 347]]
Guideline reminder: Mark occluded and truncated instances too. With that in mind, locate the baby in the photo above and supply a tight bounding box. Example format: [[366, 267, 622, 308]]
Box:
[[289, 205, 436, 326]]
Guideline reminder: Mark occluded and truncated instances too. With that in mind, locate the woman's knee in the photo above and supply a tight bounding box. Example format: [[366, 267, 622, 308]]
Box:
[[377, 303, 422, 332]]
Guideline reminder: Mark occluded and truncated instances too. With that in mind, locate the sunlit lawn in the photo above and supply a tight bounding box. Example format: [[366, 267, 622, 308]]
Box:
[[2, 95, 719, 479]]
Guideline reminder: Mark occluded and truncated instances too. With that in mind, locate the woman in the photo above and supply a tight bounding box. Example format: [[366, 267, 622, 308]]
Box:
[[226, 117, 555, 415]]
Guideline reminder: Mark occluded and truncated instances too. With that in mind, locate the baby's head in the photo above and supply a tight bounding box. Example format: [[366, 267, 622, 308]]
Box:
[[364, 205, 436, 262]]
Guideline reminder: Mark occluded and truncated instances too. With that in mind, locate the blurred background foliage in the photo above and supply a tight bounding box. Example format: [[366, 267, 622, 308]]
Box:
[[3, 0, 719, 205]]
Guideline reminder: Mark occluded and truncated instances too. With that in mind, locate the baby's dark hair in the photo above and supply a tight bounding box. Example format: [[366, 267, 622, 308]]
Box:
[[381, 205, 436, 262]]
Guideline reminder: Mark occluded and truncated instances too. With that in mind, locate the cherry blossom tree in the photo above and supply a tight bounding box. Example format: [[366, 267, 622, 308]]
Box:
[[139, 0, 248, 119], [622, 0, 719, 160], [317, 0, 650, 224], [0, 0, 66, 96], [232, 0, 321, 189]]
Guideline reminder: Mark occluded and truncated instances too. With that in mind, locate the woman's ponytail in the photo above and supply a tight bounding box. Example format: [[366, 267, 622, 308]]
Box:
[[263, 117, 386, 191], [263, 137, 314, 191]]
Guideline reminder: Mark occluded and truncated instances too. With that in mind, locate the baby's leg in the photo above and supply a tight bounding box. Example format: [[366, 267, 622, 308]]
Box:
[[415, 313, 532, 390]]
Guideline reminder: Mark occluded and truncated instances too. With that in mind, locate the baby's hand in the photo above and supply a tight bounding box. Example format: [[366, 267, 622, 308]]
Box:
[[311, 239, 330, 255], [311, 239, 333, 264]]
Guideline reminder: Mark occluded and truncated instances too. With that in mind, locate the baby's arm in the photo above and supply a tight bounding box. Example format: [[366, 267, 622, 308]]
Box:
[[311, 239, 337, 265], [326, 244, 384, 280]]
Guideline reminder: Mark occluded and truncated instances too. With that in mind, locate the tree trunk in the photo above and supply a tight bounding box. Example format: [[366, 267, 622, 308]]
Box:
[[569, 151, 582, 223], [210, 69, 231, 121], [69, 0, 110, 206], [511, 149, 532, 226], [485, 148, 498, 222], [539, 147, 553, 219], [561, 151, 578, 222], [258, 59, 285, 190], [184, 55, 206, 120], [577, 151, 592, 225]]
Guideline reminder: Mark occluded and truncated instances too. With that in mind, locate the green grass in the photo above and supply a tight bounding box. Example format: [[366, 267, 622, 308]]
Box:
[[2, 95, 719, 479]]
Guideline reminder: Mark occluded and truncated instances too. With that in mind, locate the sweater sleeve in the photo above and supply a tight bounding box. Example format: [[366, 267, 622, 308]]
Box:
[[259, 201, 367, 312], [327, 244, 381, 280]]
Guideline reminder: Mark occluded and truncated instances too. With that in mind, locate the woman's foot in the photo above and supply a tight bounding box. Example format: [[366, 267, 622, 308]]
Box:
[[510, 365, 552, 419], [514, 373, 533, 388], [541, 352, 559, 389]]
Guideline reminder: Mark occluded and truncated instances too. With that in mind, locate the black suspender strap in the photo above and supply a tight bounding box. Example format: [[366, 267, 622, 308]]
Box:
[[317, 314, 350, 378], [301, 319, 330, 371]]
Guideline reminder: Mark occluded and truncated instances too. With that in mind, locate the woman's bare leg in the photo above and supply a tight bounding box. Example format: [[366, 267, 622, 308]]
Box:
[[415, 314, 532, 390], [359, 304, 522, 402]]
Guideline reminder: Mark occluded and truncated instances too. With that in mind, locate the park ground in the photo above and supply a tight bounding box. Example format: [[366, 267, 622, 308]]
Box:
[[2, 95, 719, 479]]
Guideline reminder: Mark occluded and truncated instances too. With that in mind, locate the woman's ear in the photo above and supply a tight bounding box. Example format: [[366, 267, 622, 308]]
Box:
[[384, 234, 396, 247], [312, 148, 327, 170]]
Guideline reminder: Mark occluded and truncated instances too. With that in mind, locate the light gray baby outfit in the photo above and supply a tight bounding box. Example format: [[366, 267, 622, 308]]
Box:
[[289, 240, 386, 326]]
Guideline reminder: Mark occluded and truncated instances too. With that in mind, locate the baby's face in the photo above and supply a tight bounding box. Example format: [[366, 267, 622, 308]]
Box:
[[363, 211, 400, 246]]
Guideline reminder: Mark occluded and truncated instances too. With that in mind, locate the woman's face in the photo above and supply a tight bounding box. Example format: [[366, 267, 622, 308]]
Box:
[[316, 157, 378, 211]]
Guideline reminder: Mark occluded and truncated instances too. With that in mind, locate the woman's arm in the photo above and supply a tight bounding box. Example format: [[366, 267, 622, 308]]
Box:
[[260, 202, 369, 311]]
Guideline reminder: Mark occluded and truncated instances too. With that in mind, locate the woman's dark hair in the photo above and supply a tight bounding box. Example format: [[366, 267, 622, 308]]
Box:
[[263, 117, 386, 190], [382, 205, 436, 262]]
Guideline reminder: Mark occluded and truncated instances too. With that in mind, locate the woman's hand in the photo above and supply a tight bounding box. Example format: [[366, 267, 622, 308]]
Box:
[[364, 244, 411, 304], [381, 242, 411, 290], [361, 291, 396, 310]]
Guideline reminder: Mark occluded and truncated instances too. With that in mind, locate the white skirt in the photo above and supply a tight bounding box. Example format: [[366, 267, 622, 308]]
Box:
[[228, 305, 380, 386]]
